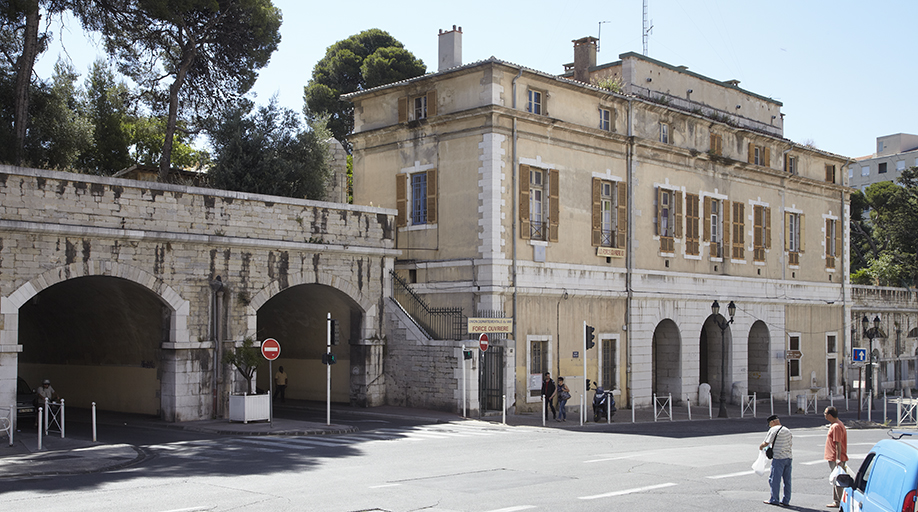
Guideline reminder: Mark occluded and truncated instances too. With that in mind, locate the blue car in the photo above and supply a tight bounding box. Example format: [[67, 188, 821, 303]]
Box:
[[835, 434, 918, 512]]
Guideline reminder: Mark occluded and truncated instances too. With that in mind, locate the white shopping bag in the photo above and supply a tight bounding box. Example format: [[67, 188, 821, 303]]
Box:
[[829, 465, 845, 484], [752, 449, 771, 476]]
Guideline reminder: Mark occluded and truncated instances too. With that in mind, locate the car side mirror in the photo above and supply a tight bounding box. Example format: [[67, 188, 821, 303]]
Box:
[[834, 474, 855, 488]]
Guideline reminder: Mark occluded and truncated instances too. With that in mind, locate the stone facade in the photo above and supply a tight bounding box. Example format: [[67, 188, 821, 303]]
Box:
[[0, 165, 397, 424]]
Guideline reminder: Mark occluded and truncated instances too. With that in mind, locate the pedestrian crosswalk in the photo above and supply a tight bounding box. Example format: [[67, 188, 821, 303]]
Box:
[[146, 422, 512, 460]]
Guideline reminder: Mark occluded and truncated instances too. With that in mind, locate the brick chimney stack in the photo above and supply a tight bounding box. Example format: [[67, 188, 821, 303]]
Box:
[[573, 36, 598, 83], [438, 26, 462, 72]]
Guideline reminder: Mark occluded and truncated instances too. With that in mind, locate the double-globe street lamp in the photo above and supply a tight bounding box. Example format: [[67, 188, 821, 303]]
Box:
[[862, 315, 881, 403], [712, 300, 736, 418]]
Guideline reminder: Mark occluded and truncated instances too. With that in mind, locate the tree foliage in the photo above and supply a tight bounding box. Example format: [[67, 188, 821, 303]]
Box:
[[850, 168, 918, 287], [304, 29, 425, 151], [206, 98, 332, 200], [73, 0, 282, 181], [221, 336, 261, 394]]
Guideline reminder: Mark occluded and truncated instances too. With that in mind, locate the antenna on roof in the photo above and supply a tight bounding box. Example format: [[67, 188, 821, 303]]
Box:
[[643, 0, 653, 56], [597, 20, 612, 52]]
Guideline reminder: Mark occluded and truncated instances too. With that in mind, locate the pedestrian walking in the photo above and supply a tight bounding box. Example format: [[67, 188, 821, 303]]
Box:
[[824, 406, 848, 508], [759, 414, 793, 506], [273, 366, 288, 403], [541, 372, 557, 420], [553, 377, 571, 422]]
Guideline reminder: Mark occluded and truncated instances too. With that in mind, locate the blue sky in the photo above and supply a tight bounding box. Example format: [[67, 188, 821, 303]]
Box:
[[36, 0, 916, 159]]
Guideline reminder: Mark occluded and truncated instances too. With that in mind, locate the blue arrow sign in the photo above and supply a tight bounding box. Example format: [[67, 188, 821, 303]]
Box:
[[852, 348, 867, 363]]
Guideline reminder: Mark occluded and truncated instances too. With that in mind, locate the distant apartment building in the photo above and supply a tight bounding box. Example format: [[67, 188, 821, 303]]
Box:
[[346, 29, 851, 414], [848, 133, 918, 191]]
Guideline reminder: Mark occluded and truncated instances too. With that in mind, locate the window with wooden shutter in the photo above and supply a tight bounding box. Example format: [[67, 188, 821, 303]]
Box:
[[548, 169, 560, 242], [674, 191, 683, 239], [703, 197, 711, 242], [520, 164, 530, 240], [786, 211, 803, 266], [591, 178, 602, 247], [709, 133, 723, 156], [834, 216, 842, 267], [753, 205, 766, 262], [722, 200, 730, 255], [685, 193, 699, 256], [426, 90, 437, 118], [825, 164, 836, 184], [398, 97, 408, 123], [396, 174, 407, 227], [657, 188, 674, 252], [763, 147, 771, 167], [748, 143, 755, 164]]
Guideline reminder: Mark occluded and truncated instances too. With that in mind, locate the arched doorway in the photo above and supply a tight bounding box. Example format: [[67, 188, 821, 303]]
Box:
[[700, 315, 733, 405], [18, 275, 168, 416], [652, 319, 682, 399], [748, 320, 771, 396], [254, 283, 363, 403]]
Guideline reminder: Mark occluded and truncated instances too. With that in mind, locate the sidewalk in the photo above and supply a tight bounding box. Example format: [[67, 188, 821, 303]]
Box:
[[0, 397, 906, 479]]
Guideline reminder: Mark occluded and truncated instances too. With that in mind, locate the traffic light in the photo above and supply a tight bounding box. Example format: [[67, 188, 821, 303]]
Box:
[[585, 324, 595, 349], [462, 349, 473, 360], [586, 379, 592, 390], [322, 353, 337, 365]]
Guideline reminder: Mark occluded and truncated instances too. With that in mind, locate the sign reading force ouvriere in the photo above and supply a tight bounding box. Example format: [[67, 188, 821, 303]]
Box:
[[467, 317, 513, 334]]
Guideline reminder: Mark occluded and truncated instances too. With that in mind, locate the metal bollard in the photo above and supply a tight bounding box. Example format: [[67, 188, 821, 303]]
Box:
[[542, 395, 546, 427], [37, 406, 42, 451], [687, 397, 692, 421], [502, 394, 506, 425], [787, 391, 791, 416], [770, 394, 774, 416], [92, 402, 97, 442], [653, 394, 658, 422], [60, 399, 65, 438], [631, 396, 635, 423]]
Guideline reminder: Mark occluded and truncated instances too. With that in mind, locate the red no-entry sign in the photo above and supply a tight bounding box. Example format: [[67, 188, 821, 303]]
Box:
[[479, 333, 489, 352], [261, 338, 281, 360]]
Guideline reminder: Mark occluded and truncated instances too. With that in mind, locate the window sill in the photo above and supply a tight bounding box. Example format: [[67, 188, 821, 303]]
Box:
[[730, 259, 747, 264], [400, 223, 437, 232], [529, 240, 549, 247]]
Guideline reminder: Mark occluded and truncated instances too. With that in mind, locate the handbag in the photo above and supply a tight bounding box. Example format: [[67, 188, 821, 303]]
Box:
[[559, 388, 571, 401], [766, 426, 783, 459]]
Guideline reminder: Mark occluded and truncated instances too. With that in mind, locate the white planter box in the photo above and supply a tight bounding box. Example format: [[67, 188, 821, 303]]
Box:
[[228, 393, 270, 423]]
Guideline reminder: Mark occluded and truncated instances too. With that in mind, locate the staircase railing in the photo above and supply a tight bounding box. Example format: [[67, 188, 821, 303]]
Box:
[[391, 271, 465, 340]]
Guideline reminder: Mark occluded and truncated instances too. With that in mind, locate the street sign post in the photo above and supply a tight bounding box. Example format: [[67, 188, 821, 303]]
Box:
[[853, 348, 867, 363], [261, 338, 280, 427], [479, 333, 489, 352]]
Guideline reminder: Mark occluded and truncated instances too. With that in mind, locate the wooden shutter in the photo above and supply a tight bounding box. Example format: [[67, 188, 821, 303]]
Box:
[[426, 90, 437, 118], [754, 206, 763, 249], [674, 191, 683, 238], [617, 181, 627, 249], [656, 187, 663, 236], [549, 168, 560, 242], [426, 169, 437, 224], [519, 164, 530, 240], [765, 207, 771, 249], [722, 200, 730, 250], [396, 174, 407, 227], [748, 143, 755, 164], [703, 197, 711, 241], [710, 134, 723, 155], [591, 178, 602, 246], [835, 218, 842, 264], [764, 148, 771, 167], [825, 164, 835, 183], [397, 97, 408, 123], [799, 214, 806, 253]]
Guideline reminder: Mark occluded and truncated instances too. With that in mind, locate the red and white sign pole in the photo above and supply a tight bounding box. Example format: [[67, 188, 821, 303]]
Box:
[[261, 338, 280, 427], [326, 312, 332, 426]]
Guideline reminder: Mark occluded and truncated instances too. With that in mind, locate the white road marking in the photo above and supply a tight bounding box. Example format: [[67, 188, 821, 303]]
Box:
[[579, 482, 678, 500], [483, 507, 537, 512], [369, 483, 401, 489], [707, 470, 755, 479], [584, 454, 641, 463]]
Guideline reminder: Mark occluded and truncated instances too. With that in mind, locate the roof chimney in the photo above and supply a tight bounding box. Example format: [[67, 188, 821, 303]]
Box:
[[438, 26, 462, 71], [573, 36, 598, 83]]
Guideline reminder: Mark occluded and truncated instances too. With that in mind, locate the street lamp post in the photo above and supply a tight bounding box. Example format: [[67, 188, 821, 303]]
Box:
[[862, 315, 880, 405], [712, 300, 736, 418]]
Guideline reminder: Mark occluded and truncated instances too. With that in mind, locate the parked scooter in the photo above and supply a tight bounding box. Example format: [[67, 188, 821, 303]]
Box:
[[592, 385, 616, 422]]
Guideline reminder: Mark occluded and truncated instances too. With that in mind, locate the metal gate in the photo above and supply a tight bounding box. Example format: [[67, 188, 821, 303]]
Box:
[[480, 346, 504, 413]]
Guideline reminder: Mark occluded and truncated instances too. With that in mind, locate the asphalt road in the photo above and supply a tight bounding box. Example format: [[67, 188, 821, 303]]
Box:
[[0, 410, 898, 512]]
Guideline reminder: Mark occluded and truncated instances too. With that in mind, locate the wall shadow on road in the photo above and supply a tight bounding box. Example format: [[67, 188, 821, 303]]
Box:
[[598, 414, 839, 438]]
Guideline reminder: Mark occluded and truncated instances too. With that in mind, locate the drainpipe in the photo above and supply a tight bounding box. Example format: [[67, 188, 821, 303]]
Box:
[[840, 156, 853, 397], [210, 277, 224, 419], [625, 97, 634, 405], [511, 68, 522, 369]]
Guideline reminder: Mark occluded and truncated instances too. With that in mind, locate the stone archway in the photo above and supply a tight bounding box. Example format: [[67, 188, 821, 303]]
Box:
[[700, 315, 733, 405], [652, 319, 682, 399], [748, 320, 771, 396]]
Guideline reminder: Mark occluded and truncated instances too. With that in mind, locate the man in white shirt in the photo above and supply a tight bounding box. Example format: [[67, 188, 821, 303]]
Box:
[[759, 414, 793, 506]]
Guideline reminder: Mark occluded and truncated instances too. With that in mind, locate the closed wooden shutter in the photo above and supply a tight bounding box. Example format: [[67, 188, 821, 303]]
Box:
[[835, 218, 842, 264], [765, 207, 771, 249], [549, 169, 560, 242], [784, 211, 791, 252], [591, 178, 602, 246], [656, 187, 663, 236], [396, 174, 407, 227], [426, 169, 437, 224], [825, 164, 835, 183], [722, 200, 730, 250], [674, 191, 683, 238], [703, 197, 711, 241], [764, 147, 771, 167], [748, 143, 755, 164], [799, 214, 805, 253], [519, 165, 530, 240], [427, 90, 437, 118], [617, 181, 627, 249], [398, 97, 408, 123]]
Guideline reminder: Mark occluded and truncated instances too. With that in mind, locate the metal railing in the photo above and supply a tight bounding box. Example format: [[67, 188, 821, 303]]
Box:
[[391, 270, 465, 341]]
